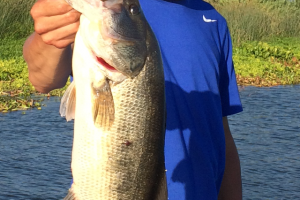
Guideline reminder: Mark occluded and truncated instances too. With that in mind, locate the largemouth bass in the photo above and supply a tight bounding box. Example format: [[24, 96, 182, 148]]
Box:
[[60, 0, 167, 199]]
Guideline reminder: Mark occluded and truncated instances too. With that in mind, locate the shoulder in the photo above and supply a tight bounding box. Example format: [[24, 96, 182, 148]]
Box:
[[148, 0, 229, 35], [199, 1, 229, 33]]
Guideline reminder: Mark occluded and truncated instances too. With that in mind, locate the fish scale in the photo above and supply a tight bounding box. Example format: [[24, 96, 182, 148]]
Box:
[[60, 0, 167, 199], [70, 58, 165, 199]]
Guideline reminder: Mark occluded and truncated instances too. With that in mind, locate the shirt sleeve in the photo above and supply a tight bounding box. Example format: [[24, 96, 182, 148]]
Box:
[[219, 26, 243, 117]]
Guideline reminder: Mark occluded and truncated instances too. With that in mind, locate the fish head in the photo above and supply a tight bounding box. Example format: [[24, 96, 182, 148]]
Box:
[[79, 0, 148, 80]]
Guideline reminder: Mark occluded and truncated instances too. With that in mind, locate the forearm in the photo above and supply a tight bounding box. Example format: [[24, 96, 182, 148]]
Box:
[[218, 117, 242, 200], [23, 32, 73, 93]]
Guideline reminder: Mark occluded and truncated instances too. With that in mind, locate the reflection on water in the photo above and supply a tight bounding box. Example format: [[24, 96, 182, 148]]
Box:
[[0, 85, 299, 199]]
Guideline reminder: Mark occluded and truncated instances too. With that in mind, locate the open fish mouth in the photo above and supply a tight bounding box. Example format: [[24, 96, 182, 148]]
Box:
[[92, 52, 127, 83], [96, 56, 118, 72]]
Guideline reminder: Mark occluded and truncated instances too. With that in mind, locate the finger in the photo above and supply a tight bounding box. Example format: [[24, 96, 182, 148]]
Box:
[[31, 0, 73, 17], [35, 10, 81, 34], [53, 34, 78, 49], [41, 21, 80, 47]]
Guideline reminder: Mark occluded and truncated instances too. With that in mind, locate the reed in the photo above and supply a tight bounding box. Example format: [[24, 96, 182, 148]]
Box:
[[1, 0, 299, 43], [0, 0, 35, 39], [207, 0, 300, 46]]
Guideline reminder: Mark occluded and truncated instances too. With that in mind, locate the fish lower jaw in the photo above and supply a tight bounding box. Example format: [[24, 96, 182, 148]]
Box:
[[93, 55, 127, 83], [96, 56, 117, 72]]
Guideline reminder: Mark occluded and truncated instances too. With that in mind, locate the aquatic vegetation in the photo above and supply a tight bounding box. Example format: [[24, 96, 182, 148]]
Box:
[[233, 38, 300, 86], [0, 95, 44, 112]]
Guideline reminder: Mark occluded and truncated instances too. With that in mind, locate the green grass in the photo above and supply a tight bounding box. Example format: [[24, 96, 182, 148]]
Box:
[[0, 0, 35, 40]]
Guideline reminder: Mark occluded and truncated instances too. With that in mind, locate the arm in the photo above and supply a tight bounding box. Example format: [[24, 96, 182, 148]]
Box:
[[218, 117, 242, 200], [23, 0, 81, 93]]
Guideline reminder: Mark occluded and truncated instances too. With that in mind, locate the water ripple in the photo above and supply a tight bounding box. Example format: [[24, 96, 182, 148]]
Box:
[[0, 98, 73, 199], [0, 85, 300, 199], [230, 85, 300, 199]]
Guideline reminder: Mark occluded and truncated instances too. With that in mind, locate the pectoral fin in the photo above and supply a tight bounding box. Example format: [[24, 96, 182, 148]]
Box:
[[60, 81, 76, 121], [92, 80, 115, 129]]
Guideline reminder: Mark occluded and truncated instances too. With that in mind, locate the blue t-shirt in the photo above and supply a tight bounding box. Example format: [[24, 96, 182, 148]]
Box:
[[139, 0, 243, 199]]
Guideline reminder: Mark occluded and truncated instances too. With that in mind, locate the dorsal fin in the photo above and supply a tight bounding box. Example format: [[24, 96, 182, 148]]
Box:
[[60, 81, 76, 121]]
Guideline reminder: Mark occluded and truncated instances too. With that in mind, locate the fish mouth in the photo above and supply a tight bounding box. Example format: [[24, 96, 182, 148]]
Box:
[[92, 53, 127, 83], [96, 56, 118, 72]]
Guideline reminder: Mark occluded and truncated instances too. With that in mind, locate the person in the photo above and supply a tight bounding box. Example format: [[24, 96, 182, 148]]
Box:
[[23, 0, 243, 199]]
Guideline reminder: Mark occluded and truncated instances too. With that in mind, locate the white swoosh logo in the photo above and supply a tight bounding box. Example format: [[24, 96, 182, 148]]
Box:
[[203, 15, 217, 22]]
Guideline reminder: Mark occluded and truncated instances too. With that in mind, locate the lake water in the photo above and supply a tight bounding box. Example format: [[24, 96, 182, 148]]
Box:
[[229, 85, 300, 200], [0, 85, 299, 199]]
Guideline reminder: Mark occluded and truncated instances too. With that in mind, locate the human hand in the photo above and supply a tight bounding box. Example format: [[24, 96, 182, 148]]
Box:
[[30, 0, 81, 48]]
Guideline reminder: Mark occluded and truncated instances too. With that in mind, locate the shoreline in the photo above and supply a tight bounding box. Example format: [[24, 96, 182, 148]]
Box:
[[1, 81, 299, 113], [1, 37, 300, 112]]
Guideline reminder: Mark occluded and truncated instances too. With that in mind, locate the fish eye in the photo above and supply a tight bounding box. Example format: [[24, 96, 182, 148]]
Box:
[[129, 4, 140, 15]]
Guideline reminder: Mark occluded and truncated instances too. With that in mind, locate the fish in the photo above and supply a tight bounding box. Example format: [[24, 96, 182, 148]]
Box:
[[59, 0, 167, 199]]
